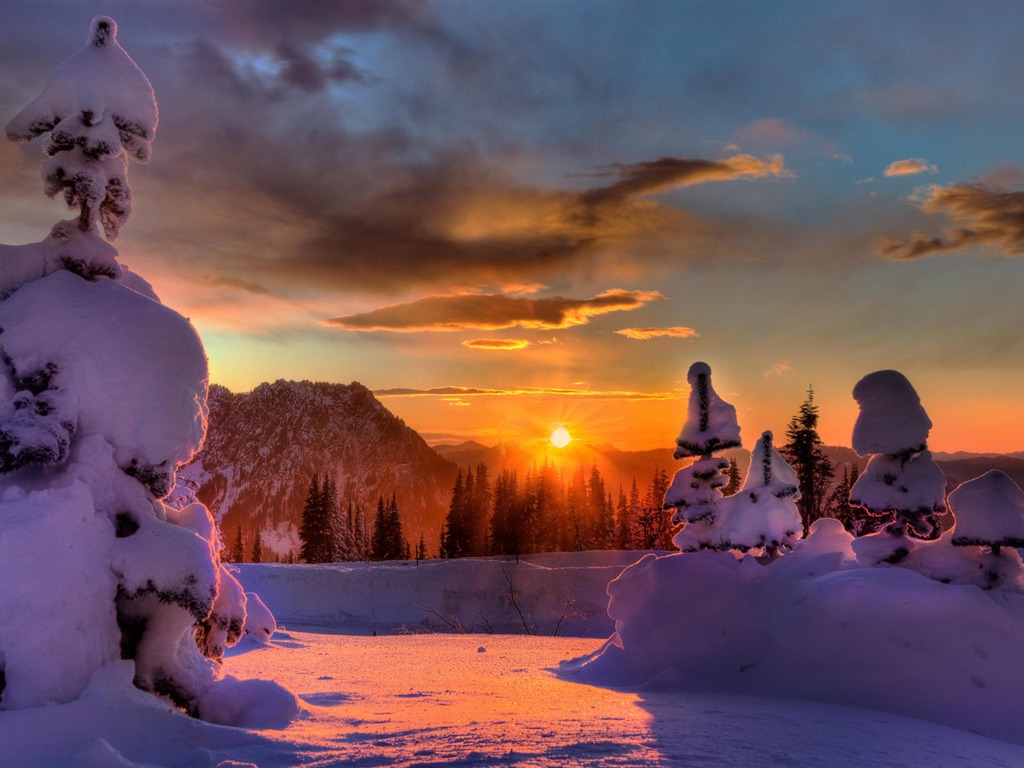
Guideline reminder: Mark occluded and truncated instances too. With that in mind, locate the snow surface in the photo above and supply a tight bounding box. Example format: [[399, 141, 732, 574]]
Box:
[[5, 549, 1024, 766]]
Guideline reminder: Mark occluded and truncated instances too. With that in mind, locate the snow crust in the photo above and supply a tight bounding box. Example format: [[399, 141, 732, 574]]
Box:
[[5, 551, 1024, 765]]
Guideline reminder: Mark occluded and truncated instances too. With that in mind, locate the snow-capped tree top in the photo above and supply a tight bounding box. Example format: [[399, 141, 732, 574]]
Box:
[[950, 470, 1024, 549], [741, 431, 799, 500], [6, 15, 157, 150], [675, 361, 741, 458], [851, 370, 932, 457]]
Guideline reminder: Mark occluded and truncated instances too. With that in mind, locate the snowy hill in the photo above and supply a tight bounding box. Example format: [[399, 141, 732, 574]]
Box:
[[180, 380, 459, 553]]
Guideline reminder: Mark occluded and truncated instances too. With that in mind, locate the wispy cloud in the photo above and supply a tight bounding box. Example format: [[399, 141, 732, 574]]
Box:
[[883, 158, 938, 177], [326, 289, 665, 332], [732, 118, 850, 162], [462, 338, 532, 350], [875, 182, 1024, 260], [615, 326, 699, 340], [763, 361, 792, 378], [375, 385, 674, 401]]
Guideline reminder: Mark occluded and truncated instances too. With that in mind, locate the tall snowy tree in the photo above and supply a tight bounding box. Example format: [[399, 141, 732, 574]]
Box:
[[664, 362, 741, 551], [848, 370, 947, 564], [714, 431, 802, 558], [780, 388, 835, 534], [0, 18, 292, 722]]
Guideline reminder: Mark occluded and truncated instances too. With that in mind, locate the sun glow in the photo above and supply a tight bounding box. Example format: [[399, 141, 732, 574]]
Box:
[[550, 426, 572, 449]]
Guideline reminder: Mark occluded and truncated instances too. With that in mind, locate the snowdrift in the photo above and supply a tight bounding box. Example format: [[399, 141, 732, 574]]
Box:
[[562, 520, 1024, 745]]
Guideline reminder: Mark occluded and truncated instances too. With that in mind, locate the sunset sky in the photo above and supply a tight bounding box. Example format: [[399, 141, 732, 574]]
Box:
[[2, 1, 1023, 453]]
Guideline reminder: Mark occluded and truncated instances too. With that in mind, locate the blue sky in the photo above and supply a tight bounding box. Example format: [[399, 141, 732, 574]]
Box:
[[2, 1, 1023, 451]]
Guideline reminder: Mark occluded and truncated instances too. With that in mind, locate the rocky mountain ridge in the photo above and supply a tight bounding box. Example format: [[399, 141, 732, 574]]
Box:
[[179, 380, 458, 554]]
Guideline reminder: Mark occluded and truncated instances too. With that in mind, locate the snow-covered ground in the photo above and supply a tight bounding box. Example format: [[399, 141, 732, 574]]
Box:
[[5, 549, 1024, 767]]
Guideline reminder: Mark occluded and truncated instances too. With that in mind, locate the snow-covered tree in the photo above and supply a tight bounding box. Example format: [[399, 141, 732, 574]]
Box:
[[0, 18, 294, 725], [664, 362, 741, 551], [848, 370, 947, 565], [6, 16, 155, 243], [948, 470, 1024, 587], [717, 431, 802, 558]]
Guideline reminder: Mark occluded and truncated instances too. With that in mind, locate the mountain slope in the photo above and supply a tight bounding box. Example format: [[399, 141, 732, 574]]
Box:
[[180, 380, 458, 553]]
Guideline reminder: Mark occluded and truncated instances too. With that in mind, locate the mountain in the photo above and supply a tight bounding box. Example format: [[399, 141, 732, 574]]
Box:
[[180, 380, 458, 554]]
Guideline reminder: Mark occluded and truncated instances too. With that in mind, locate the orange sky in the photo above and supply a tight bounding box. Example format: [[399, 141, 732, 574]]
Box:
[[4, 3, 1024, 455]]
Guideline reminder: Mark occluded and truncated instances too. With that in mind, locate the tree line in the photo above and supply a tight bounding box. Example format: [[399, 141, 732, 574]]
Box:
[[233, 390, 870, 564]]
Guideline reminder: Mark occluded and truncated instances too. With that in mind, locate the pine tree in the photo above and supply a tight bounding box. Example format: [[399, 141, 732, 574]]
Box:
[[299, 473, 334, 564], [664, 362, 741, 551], [416, 533, 427, 562], [371, 495, 388, 560], [827, 465, 864, 534], [723, 458, 741, 496], [780, 388, 835, 534], [441, 471, 465, 558], [251, 530, 263, 563], [386, 493, 405, 560], [233, 525, 246, 564]]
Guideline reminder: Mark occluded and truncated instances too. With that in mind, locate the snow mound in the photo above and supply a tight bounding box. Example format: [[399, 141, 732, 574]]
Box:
[[564, 518, 1024, 744]]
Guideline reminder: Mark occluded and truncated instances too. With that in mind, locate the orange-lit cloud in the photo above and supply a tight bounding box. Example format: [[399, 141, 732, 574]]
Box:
[[375, 385, 674, 401], [615, 326, 699, 340], [883, 158, 938, 177], [326, 289, 665, 332], [462, 339, 532, 350], [875, 182, 1024, 260], [580, 153, 792, 209]]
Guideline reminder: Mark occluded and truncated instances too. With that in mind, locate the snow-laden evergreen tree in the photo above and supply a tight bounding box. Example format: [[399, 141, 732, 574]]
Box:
[[848, 370, 947, 565], [664, 362, 741, 551], [714, 431, 802, 558], [0, 18, 293, 724], [948, 470, 1024, 587]]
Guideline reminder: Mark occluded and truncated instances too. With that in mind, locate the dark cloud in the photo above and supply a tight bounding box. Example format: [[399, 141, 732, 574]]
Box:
[[326, 289, 664, 332], [201, 1, 429, 47], [580, 154, 790, 210], [265, 152, 789, 294], [875, 183, 1024, 260]]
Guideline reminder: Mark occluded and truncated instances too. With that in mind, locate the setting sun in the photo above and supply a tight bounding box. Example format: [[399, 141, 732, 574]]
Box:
[[550, 426, 572, 448]]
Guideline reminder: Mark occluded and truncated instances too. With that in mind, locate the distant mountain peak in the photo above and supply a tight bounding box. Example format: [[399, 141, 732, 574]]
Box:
[[180, 379, 457, 554]]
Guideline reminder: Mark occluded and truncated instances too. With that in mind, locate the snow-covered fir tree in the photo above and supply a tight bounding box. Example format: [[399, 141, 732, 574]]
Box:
[[664, 362, 741, 551], [948, 470, 1024, 588], [848, 370, 947, 565], [715, 431, 802, 558], [0, 18, 293, 724]]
